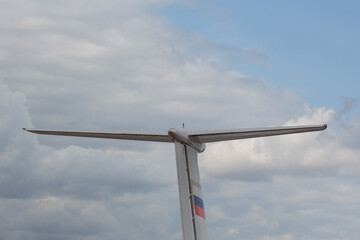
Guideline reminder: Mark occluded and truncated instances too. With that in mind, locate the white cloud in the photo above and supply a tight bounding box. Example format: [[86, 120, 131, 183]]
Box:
[[261, 234, 294, 240], [0, 80, 181, 239], [199, 107, 360, 239], [1, 1, 360, 240], [201, 107, 360, 180], [2, 0, 305, 135]]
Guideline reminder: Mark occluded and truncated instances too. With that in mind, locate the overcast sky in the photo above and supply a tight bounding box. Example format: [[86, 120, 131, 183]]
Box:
[[1, 1, 360, 240]]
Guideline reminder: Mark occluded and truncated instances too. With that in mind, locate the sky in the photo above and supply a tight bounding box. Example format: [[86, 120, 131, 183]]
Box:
[[1, 0, 359, 240]]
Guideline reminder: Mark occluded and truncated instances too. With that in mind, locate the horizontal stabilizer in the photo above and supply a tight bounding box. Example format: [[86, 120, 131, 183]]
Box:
[[23, 124, 327, 144], [23, 128, 173, 142], [188, 124, 327, 143]]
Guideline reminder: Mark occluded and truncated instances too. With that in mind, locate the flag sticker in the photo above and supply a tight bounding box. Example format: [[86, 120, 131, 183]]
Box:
[[194, 195, 206, 219]]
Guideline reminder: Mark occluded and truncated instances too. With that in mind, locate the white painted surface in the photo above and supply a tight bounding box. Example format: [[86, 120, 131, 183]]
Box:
[[175, 141, 207, 240]]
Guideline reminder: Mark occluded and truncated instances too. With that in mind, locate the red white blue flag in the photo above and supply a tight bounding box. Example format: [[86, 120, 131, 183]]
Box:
[[194, 195, 206, 219]]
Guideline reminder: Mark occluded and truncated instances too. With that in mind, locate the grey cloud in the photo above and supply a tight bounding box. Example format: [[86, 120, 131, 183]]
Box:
[[2, 0, 305, 139], [340, 97, 358, 115], [203, 176, 360, 240], [0, 81, 39, 198], [0, 81, 181, 239], [0, 194, 181, 240], [202, 107, 360, 181], [1, 1, 360, 240]]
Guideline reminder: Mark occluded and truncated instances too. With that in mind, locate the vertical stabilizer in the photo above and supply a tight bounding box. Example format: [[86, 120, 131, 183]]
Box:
[[174, 141, 207, 240]]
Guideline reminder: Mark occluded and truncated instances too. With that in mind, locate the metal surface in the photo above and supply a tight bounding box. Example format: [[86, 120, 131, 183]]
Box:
[[169, 128, 206, 152], [189, 124, 327, 143], [24, 124, 327, 240], [23, 128, 172, 142], [174, 142, 207, 240]]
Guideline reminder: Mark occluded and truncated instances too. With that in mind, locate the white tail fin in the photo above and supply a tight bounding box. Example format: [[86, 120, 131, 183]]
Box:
[[174, 142, 207, 240]]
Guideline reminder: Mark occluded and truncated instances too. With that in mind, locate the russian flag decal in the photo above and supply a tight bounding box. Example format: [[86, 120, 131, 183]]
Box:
[[194, 195, 206, 219]]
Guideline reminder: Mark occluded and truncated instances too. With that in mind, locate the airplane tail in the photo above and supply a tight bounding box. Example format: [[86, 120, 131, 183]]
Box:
[[23, 124, 327, 150], [24, 124, 327, 240]]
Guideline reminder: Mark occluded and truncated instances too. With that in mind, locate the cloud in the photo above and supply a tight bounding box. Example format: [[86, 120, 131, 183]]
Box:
[[201, 107, 360, 181], [0, 80, 181, 239], [339, 97, 358, 116], [1, 1, 360, 240], [200, 107, 360, 240], [2, 0, 305, 137]]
